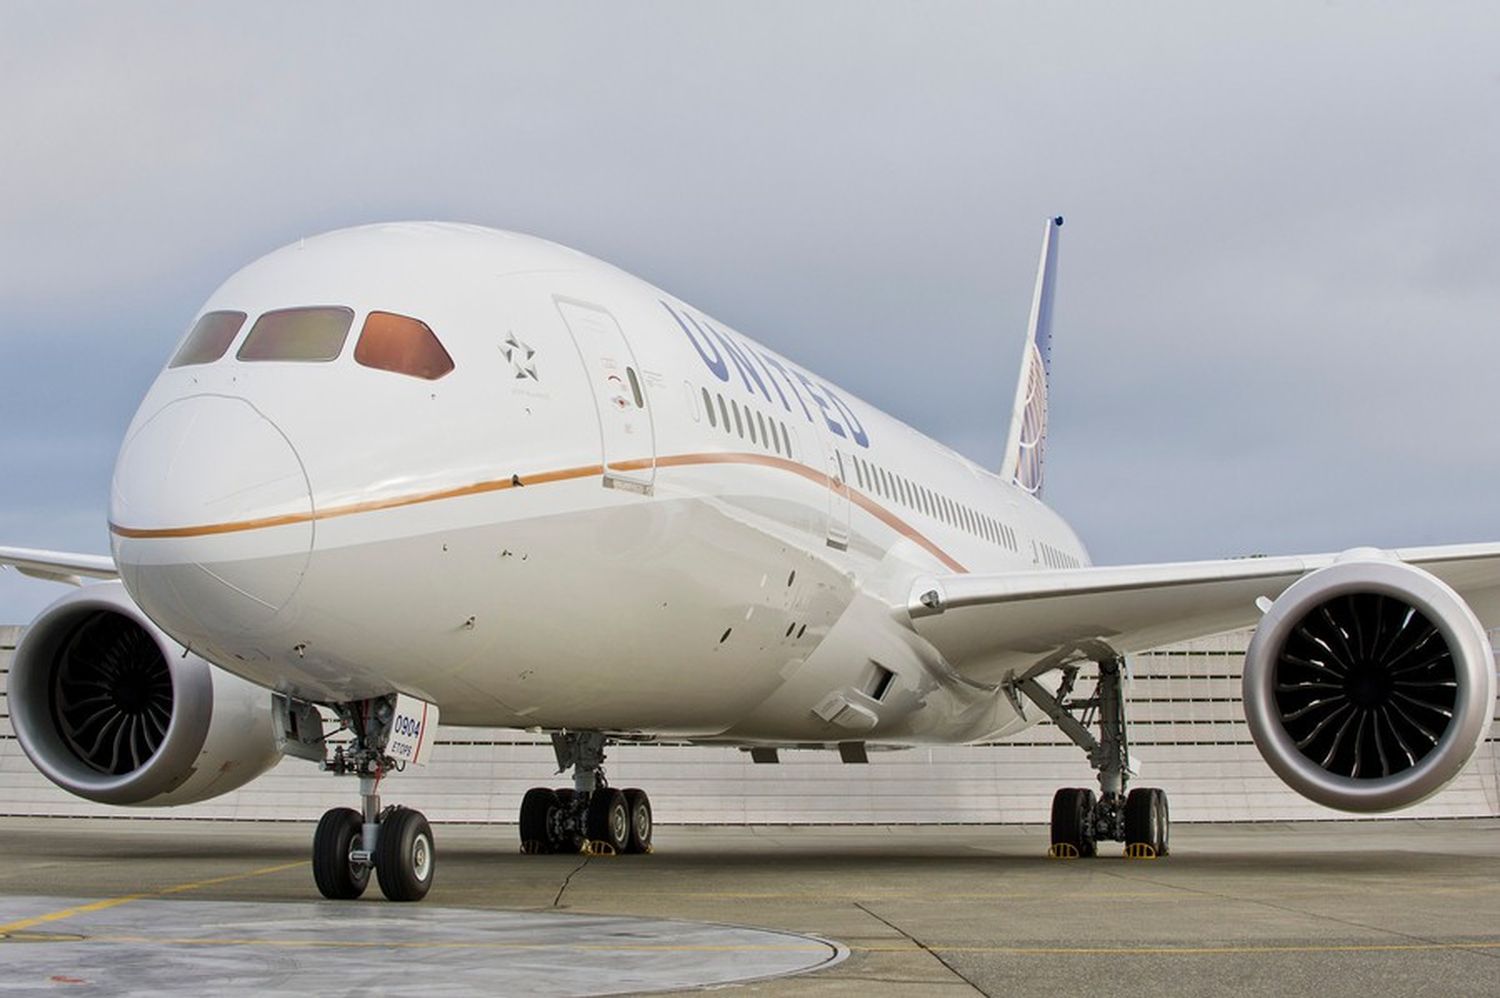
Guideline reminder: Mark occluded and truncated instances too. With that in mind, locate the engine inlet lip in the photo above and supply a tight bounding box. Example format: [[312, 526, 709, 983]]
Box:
[[1244, 559, 1495, 813]]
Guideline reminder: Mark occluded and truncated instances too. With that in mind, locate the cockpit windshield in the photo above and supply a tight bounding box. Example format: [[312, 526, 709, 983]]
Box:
[[169, 311, 247, 368], [354, 311, 455, 380], [237, 307, 354, 363]]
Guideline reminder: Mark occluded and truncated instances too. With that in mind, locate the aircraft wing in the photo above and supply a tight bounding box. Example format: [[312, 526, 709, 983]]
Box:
[[905, 543, 1500, 686], [0, 546, 119, 587]]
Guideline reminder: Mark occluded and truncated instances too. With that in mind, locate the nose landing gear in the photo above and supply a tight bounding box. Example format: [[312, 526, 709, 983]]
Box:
[[310, 695, 438, 901], [518, 732, 653, 856]]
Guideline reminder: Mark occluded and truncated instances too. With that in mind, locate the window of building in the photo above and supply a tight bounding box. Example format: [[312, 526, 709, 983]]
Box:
[[170, 311, 247, 368], [238, 306, 354, 363], [353, 311, 454, 380]]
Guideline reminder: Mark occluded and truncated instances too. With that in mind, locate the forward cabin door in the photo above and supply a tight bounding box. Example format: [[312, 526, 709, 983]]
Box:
[[555, 298, 656, 492]]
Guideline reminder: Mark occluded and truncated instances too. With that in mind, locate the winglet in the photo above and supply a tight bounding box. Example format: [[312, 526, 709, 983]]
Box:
[[999, 216, 1062, 496]]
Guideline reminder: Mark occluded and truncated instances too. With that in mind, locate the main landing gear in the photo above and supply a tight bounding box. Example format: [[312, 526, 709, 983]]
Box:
[[518, 731, 653, 856], [312, 698, 435, 902], [1014, 657, 1171, 859]]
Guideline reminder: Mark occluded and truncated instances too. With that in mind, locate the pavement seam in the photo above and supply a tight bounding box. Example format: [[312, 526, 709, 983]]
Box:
[[551, 855, 592, 908], [853, 900, 989, 997]]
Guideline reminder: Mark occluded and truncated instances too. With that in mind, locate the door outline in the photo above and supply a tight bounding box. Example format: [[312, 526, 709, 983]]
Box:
[[554, 297, 656, 493], [824, 443, 852, 551]]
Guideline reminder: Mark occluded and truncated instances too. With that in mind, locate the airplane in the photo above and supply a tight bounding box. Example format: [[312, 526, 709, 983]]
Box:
[[3, 217, 1497, 902]]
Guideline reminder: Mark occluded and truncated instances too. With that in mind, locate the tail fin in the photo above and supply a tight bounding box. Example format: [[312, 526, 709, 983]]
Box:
[[999, 216, 1062, 497]]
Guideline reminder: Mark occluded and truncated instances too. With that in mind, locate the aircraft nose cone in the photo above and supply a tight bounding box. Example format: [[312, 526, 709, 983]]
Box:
[[110, 395, 313, 637]]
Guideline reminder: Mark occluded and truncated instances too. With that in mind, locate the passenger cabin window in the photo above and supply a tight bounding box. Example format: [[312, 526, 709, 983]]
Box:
[[238, 306, 354, 362], [170, 311, 247, 368], [702, 388, 717, 428], [354, 311, 454, 380]]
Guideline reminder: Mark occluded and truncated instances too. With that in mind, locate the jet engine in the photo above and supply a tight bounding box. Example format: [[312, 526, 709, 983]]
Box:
[[9, 582, 283, 806], [1243, 553, 1495, 812]]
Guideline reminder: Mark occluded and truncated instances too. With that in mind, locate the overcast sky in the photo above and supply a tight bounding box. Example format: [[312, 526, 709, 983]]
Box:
[[2, 2, 1498, 622]]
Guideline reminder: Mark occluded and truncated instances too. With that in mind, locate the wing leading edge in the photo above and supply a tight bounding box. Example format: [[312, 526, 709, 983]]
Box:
[[0, 546, 119, 587], [906, 543, 1500, 686]]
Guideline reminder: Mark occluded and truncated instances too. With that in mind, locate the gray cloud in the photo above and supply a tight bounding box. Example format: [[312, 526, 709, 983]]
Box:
[[3, 1, 1498, 621]]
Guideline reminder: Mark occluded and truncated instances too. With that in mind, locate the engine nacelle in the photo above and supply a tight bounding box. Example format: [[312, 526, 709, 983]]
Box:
[[1244, 554, 1495, 812], [10, 582, 283, 806]]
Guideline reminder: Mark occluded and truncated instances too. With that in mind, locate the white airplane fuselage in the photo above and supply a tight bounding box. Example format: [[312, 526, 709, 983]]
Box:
[[109, 223, 1087, 745]]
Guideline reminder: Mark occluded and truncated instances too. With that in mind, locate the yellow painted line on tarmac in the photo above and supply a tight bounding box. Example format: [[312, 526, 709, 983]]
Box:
[[0, 861, 304, 936]]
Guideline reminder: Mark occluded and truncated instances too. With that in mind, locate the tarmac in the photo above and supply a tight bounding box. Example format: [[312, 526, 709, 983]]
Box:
[[2, 818, 1499, 997]]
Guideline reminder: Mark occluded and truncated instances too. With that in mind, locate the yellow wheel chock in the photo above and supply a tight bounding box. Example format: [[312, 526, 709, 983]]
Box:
[[581, 840, 619, 857], [1048, 842, 1080, 859], [1124, 843, 1158, 860]]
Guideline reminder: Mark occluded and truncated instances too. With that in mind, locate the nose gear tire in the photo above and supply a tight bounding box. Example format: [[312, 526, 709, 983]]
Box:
[[313, 807, 369, 900], [376, 806, 435, 902]]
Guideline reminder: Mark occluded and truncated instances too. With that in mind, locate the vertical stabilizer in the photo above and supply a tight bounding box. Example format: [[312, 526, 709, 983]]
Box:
[[999, 216, 1062, 497]]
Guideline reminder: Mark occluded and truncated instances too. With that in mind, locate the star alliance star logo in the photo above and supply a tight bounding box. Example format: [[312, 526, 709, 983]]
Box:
[[503, 332, 538, 381]]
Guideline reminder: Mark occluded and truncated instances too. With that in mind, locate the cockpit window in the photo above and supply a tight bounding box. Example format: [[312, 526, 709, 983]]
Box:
[[237, 307, 354, 362], [353, 311, 455, 380], [169, 311, 247, 368]]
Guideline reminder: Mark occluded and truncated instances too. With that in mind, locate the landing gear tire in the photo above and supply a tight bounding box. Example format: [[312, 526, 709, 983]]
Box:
[[623, 788, 652, 854], [376, 807, 435, 902], [520, 788, 558, 854], [313, 807, 369, 900], [1124, 787, 1169, 858], [1050, 788, 1097, 858], [586, 788, 631, 854]]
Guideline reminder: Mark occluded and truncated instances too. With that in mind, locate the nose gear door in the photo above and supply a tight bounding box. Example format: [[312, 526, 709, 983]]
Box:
[[555, 299, 656, 492]]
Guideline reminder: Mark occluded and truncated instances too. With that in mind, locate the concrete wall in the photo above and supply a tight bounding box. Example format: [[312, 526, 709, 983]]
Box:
[[3, 624, 1498, 823]]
